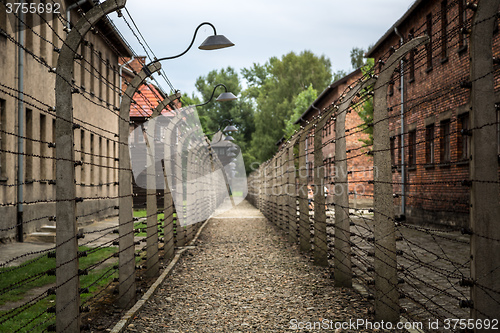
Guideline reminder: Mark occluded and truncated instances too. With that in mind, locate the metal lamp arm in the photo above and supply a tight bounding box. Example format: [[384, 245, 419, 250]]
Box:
[[195, 83, 228, 107]]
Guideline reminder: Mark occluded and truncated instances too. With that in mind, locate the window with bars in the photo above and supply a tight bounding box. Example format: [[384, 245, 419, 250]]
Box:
[[425, 124, 435, 164], [409, 29, 415, 82], [458, 0, 467, 51], [390, 136, 396, 167], [441, 0, 448, 61], [426, 13, 433, 70], [408, 130, 417, 168], [440, 119, 451, 163], [457, 113, 470, 161], [0, 99, 6, 180]]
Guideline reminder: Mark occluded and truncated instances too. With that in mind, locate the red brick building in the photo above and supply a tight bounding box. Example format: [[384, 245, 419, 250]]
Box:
[[366, 0, 500, 227], [292, 69, 374, 208]]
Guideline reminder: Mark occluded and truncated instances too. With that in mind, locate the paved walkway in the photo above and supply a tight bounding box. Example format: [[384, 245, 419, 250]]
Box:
[[122, 200, 375, 333]]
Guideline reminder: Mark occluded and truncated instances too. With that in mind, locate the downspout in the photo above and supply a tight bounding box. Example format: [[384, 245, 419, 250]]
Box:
[[119, 56, 135, 104], [394, 27, 405, 217], [66, 0, 88, 33], [16, 0, 25, 242]]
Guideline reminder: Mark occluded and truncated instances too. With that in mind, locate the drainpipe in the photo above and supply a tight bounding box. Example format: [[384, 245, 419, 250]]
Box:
[[394, 27, 405, 218], [16, 0, 25, 242], [66, 0, 88, 33], [119, 56, 136, 104]]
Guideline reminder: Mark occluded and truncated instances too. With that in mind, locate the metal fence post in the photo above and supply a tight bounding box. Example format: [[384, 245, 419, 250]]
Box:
[[54, 1, 126, 331], [372, 36, 428, 322], [118, 61, 161, 307], [469, 0, 500, 326]]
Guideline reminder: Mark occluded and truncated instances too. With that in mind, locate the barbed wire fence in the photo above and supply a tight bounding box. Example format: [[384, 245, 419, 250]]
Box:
[[248, 0, 500, 330], [0, 0, 227, 332]]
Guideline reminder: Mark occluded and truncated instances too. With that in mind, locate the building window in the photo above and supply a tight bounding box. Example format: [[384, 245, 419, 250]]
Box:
[[441, 0, 448, 61], [40, 114, 47, 180], [25, 10, 33, 51], [389, 47, 395, 96], [425, 124, 435, 164], [80, 44, 86, 88], [90, 43, 95, 94], [397, 134, 402, 167], [40, 12, 47, 59], [98, 52, 103, 100], [440, 119, 451, 163], [390, 136, 396, 167], [497, 109, 500, 156], [307, 161, 313, 183], [113, 66, 117, 107], [457, 113, 470, 161], [52, 12, 59, 67], [0, 5, 7, 37], [0, 99, 6, 179], [90, 134, 95, 185], [408, 130, 417, 167], [458, 0, 467, 50], [426, 13, 433, 70], [80, 130, 86, 184], [25, 109, 33, 181], [106, 59, 110, 104], [408, 29, 415, 82], [52, 119, 56, 178]]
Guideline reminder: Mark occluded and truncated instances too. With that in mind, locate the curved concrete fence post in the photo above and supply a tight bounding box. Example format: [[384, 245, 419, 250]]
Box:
[[469, 0, 500, 325], [118, 61, 162, 308], [372, 36, 428, 323], [54, 1, 126, 331], [333, 78, 376, 288], [313, 115, 328, 266], [144, 92, 181, 278]]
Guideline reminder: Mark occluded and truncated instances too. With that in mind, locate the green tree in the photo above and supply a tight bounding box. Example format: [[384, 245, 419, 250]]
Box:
[[243, 50, 332, 162], [193, 67, 256, 173], [283, 85, 318, 139]]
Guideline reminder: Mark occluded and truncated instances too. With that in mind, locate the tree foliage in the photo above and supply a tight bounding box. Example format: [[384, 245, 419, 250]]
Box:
[[192, 67, 256, 173], [283, 85, 318, 139], [356, 57, 375, 148], [243, 50, 332, 162]]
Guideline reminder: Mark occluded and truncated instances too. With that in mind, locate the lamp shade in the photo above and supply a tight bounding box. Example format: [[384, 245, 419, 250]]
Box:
[[223, 124, 238, 132], [216, 92, 237, 102], [198, 35, 235, 50]]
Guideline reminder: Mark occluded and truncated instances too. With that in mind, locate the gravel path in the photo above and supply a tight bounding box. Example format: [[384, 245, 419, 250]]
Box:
[[123, 200, 375, 333]]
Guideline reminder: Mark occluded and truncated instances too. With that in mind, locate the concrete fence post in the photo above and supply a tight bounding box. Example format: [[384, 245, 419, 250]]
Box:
[[298, 131, 311, 252], [287, 141, 298, 244], [469, 0, 500, 327], [54, 1, 126, 331], [372, 36, 428, 323], [118, 61, 161, 308], [313, 119, 328, 266], [145, 118, 159, 278], [334, 78, 375, 287]]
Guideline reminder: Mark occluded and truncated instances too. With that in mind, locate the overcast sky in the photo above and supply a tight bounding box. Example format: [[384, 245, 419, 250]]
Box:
[[112, 0, 416, 97]]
